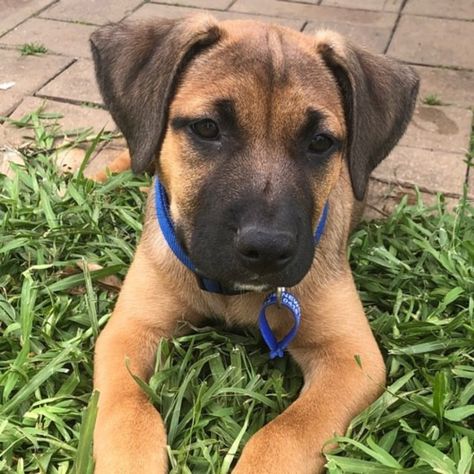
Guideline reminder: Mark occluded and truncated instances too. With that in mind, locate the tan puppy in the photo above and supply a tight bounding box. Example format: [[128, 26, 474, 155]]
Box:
[[90, 15, 418, 473]]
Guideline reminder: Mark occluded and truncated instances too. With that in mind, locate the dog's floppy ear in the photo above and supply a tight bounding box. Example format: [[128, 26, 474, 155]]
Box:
[[90, 15, 221, 173], [316, 32, 419, 200]]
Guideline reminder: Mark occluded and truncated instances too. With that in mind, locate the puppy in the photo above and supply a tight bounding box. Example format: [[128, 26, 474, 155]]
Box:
[[90, 15, 418, 473]]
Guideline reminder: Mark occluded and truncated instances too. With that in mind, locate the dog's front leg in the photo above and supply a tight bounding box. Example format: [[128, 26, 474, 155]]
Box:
[[93, 246, 197, 474], [233, 274, 386, 474]]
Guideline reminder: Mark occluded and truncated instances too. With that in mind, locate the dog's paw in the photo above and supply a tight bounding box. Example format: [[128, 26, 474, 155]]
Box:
[[232, 421, 325, 474], [93, 401, 167, 474]]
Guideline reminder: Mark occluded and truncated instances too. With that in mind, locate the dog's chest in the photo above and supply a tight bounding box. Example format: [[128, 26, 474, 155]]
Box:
[[201, 292, 291, 338]]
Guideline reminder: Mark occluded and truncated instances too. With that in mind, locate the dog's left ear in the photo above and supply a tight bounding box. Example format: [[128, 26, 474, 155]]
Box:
[[316, 32, 419, 201], [90, 15, 221, 174]]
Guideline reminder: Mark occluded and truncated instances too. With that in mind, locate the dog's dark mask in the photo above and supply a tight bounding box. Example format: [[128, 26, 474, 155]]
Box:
[[91, 16, 418, 290], [186, 147, 317, 290]]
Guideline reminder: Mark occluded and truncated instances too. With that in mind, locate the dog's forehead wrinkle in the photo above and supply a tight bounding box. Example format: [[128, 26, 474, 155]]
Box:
[[266, 28, 286, 83]]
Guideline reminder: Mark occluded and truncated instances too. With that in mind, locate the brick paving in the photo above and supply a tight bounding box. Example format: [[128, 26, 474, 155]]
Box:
[[0, 0, 55, 36], [321, 0, 403, 11], [38, 0, 144, 25], [1, 18, 96, 58], [389, 15, 474, 69], [400, 105, 472, 155], [0, 49, 72, 115], [127, 3, 305, 28], [373, 147, 468, 195], [37, 59, 103, 105], [0, 0, 472, 217]]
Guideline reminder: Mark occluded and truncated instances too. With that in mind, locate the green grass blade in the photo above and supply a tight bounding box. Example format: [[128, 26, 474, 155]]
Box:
[[73, 391, 99, 474]]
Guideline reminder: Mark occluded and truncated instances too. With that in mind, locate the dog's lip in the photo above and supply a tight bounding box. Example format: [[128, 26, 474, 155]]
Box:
[[194, 264, 308, 292], [194, 268, 273, 292], [194, 267, 278, 293]]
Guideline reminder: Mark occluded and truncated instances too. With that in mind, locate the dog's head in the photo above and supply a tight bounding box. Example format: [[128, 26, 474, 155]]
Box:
[[90, 16, 418, 291]]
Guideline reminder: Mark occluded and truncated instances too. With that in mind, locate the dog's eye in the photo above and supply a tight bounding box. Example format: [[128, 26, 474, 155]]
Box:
[[308, 134, 334, 154], [190, 119, 220, 140]]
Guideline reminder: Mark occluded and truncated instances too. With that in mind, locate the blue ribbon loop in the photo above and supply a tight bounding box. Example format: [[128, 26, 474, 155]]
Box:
[[154, 178, 328, 359], [258, 290, 301, 359]]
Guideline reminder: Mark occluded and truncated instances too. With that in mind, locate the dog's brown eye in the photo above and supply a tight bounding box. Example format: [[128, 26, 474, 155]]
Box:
[[190, 119, 220, 140], [308, 134, 334, 154]]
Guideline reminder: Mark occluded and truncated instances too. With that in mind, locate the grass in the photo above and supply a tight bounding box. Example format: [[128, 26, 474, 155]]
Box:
[[0, 111, 473, 473], [19, 43, 48, 56], [422, 94, 443, 106]]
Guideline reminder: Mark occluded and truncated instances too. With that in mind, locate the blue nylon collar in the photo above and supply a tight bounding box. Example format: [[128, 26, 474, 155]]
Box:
[[154, 177, 329, 357]]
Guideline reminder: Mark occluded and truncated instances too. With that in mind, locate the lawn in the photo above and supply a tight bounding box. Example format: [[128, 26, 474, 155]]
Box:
[[0, 110, 473, 473]]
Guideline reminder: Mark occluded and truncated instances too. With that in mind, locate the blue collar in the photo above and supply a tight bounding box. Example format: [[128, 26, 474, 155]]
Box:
[[154, 178, 329, 358]]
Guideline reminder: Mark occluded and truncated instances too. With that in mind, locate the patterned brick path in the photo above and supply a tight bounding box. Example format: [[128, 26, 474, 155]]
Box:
[[1, 0, 472, 217]]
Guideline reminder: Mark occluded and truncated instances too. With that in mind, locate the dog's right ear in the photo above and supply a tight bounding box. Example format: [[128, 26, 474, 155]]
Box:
[[90, 15, 221, 174]]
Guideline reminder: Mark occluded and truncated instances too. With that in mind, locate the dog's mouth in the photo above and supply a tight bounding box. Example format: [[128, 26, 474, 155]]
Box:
[[194, 265, 280, 293], [229, 272, 295, 293], [193, 249, 313, 293]]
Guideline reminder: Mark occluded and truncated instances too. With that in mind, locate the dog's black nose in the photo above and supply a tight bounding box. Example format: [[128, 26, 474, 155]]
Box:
[[236, 226, 296, 274]]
